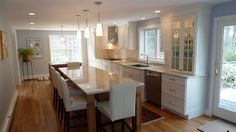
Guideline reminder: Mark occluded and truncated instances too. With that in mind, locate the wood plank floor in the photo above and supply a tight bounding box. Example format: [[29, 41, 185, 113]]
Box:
[[9, 80, 216, 132]]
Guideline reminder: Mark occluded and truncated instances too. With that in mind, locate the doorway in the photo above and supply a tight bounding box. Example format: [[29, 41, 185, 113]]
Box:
[[213, 15, 236, 123]]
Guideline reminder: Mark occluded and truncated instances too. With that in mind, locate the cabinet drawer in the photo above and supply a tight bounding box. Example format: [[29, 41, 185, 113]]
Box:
[[162, 81, 185, 100], [162, 93, 185, 115], [162, 74, 186, 86], [122, 66, 144, 82]]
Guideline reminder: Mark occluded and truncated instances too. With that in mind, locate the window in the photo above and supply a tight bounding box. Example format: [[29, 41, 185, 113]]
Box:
[[49, 34, 82, 64], [139, 28, 164, 62]]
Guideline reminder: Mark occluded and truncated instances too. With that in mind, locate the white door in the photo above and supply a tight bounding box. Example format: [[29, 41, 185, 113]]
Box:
[[213, 16, 236, 123]]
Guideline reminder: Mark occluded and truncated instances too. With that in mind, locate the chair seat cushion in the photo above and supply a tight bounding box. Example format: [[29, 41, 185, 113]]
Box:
[[97, 101, 111, 119], [68, 85, 84, 96], [66, 96, 87, 112]]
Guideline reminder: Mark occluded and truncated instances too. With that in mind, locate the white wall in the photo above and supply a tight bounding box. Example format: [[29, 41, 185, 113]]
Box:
[[0, 16, 18, 131], [16, 30, 84, 79]]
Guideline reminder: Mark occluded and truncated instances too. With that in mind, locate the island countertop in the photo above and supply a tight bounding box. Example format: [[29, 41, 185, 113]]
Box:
[[59, 66, 143, 95]]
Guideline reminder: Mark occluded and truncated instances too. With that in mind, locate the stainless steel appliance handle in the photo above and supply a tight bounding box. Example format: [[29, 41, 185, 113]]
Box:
[[146, 73, 160, 77]]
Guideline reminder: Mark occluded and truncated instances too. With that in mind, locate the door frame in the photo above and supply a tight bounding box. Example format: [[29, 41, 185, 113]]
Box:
[[208, 15, 236, 122]]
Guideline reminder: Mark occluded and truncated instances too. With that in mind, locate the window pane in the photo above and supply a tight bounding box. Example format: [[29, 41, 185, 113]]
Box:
[[144, 29, 157, 58], [49, 34, 82, 64], [139, 28, 164, 61]]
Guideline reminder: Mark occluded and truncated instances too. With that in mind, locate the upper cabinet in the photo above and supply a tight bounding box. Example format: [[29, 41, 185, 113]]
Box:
[[171, 16, 195, 74], [165, 6, 210, 75], [118, 21, 138, 50]]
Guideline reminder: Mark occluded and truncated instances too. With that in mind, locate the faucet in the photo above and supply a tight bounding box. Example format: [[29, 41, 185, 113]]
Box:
[[141, 54, 150, 66]]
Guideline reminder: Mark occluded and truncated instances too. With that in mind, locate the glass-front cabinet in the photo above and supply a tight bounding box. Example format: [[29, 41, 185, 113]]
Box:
[[171, 16, 195, 74]]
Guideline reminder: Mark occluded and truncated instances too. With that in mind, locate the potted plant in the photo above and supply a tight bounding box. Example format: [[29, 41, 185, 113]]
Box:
[[18, 48, 33, 62]]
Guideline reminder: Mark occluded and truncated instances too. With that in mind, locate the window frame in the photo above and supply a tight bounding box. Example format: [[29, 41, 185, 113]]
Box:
[[49, 33, 82, 64], [138, 25, 165, 64]]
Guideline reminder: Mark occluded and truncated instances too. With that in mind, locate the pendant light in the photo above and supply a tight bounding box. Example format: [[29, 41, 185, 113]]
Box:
[[95, 1, 103, 36], [83, 10, 90, 39], [60, 26, 66, 43], [76, 15, 82, 39]]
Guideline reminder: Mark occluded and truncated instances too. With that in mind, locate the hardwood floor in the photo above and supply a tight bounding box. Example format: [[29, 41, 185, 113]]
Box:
[[9, 80, 216, 132]]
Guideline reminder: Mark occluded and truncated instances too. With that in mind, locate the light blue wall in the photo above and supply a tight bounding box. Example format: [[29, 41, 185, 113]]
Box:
[[206, 0, 236, 110]]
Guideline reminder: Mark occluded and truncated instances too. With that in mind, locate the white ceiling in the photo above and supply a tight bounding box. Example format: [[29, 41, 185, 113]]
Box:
[[0, 0, 231, 30]]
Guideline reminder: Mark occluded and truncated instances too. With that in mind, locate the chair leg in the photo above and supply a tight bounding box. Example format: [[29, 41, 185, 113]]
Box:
[[64, 110, 67, 132], [122, 119, 125, 132], [60, 102, 64, 123], [96, 109, 101, 132], [66, 112, 70, 132], [111, 123, 115, 132], [131, 117, 136, 132]]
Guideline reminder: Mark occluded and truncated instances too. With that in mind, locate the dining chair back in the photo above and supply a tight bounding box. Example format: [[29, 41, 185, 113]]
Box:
[[109, 82, 137, 121], [67, 62, 81, 69]]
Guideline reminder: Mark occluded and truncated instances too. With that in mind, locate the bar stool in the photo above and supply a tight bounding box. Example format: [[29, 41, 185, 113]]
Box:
[[50, 67, 59, 109], [59, 76, 88, 132], [97, 82, 138, 132]]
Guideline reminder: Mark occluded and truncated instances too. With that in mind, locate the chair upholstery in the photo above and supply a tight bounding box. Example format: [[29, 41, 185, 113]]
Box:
[[98, 82, 138, 122], [67, 62, 81, 69], [59, 76, 87, 112]]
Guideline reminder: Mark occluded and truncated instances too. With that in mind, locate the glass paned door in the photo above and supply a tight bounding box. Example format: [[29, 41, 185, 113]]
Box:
[[214, 18, 236, 123]]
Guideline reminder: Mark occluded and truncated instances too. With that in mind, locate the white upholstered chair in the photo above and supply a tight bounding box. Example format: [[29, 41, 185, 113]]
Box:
[[97, 82, 138, 132], [59, 76, 87, 132], [50, 66, 59, 110]]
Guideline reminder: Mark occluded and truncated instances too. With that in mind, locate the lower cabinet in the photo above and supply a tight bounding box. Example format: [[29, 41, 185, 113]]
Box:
[[122, 66, 145, 83], [162, 73, 207, 119]]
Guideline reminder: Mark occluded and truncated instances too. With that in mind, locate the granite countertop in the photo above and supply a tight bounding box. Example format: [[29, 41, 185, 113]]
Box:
[[59, 66, 143, 95], [101, 59, 205, 78]]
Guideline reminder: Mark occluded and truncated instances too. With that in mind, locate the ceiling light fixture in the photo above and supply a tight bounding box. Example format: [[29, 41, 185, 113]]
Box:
[[60, 26, 67, 43], [76, 15, 82, 39], [28, 12, 36, 16], [83, 10, 90, 39], [95, 1, 103, 37], [30, 22, 35, 25], [155, 10, 161, 13]]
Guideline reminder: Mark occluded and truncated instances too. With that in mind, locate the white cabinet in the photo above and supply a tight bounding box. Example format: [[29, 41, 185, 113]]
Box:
[[162, 73, 206, 119], [167, 8, 210, 75], [118, 21, 137, 50], [118, 24, 128, 49], [171, 16, 195, 74], [122, 66, 145, 83]]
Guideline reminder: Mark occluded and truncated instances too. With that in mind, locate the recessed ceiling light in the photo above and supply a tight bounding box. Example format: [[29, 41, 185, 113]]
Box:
[[113, 22, 117, 25], [141, 17, 146, 20], [28, 12, 36, 16], [30, 22, 35, 25], [155, 10, 161, 13]]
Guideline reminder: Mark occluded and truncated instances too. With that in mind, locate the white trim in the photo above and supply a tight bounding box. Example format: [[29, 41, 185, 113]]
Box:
[[21, 74, 49, 80], [0, 90, 18, 132], [208, 14, 236, 116]]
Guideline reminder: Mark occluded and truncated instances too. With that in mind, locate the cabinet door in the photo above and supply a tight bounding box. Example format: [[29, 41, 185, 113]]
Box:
[[171, 20, 181, 71], [170, 16, 195, 74], [182, 16, 195, 73]]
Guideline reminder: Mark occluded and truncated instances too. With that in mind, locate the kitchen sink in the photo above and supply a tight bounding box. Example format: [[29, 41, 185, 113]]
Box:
[[129, 64, 149, 68]]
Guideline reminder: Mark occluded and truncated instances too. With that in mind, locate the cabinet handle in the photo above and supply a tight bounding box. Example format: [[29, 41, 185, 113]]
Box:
[[168, 101, 175, 105], [169, 78, 176, 81], [169, 89, 176, 92]]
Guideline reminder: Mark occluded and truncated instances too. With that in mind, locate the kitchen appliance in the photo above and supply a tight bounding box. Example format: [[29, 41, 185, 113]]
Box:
[[145, 70, 162, 106]]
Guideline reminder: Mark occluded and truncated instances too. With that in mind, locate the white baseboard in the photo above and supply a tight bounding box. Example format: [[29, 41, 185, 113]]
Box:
[[21, 74, 49, 80], [0, 90, 18, 132]]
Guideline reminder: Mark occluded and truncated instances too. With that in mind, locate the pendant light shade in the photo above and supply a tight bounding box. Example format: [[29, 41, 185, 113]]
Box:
[[96, 23, 103, 36], [76, 15, 82, 39], [95, 1, 103, 36], [60, 26, 66, 43], [83, 10, 90, 39]]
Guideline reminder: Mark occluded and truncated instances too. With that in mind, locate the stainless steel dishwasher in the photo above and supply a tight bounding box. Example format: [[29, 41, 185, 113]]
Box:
[[145, 70, 162, 106]]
